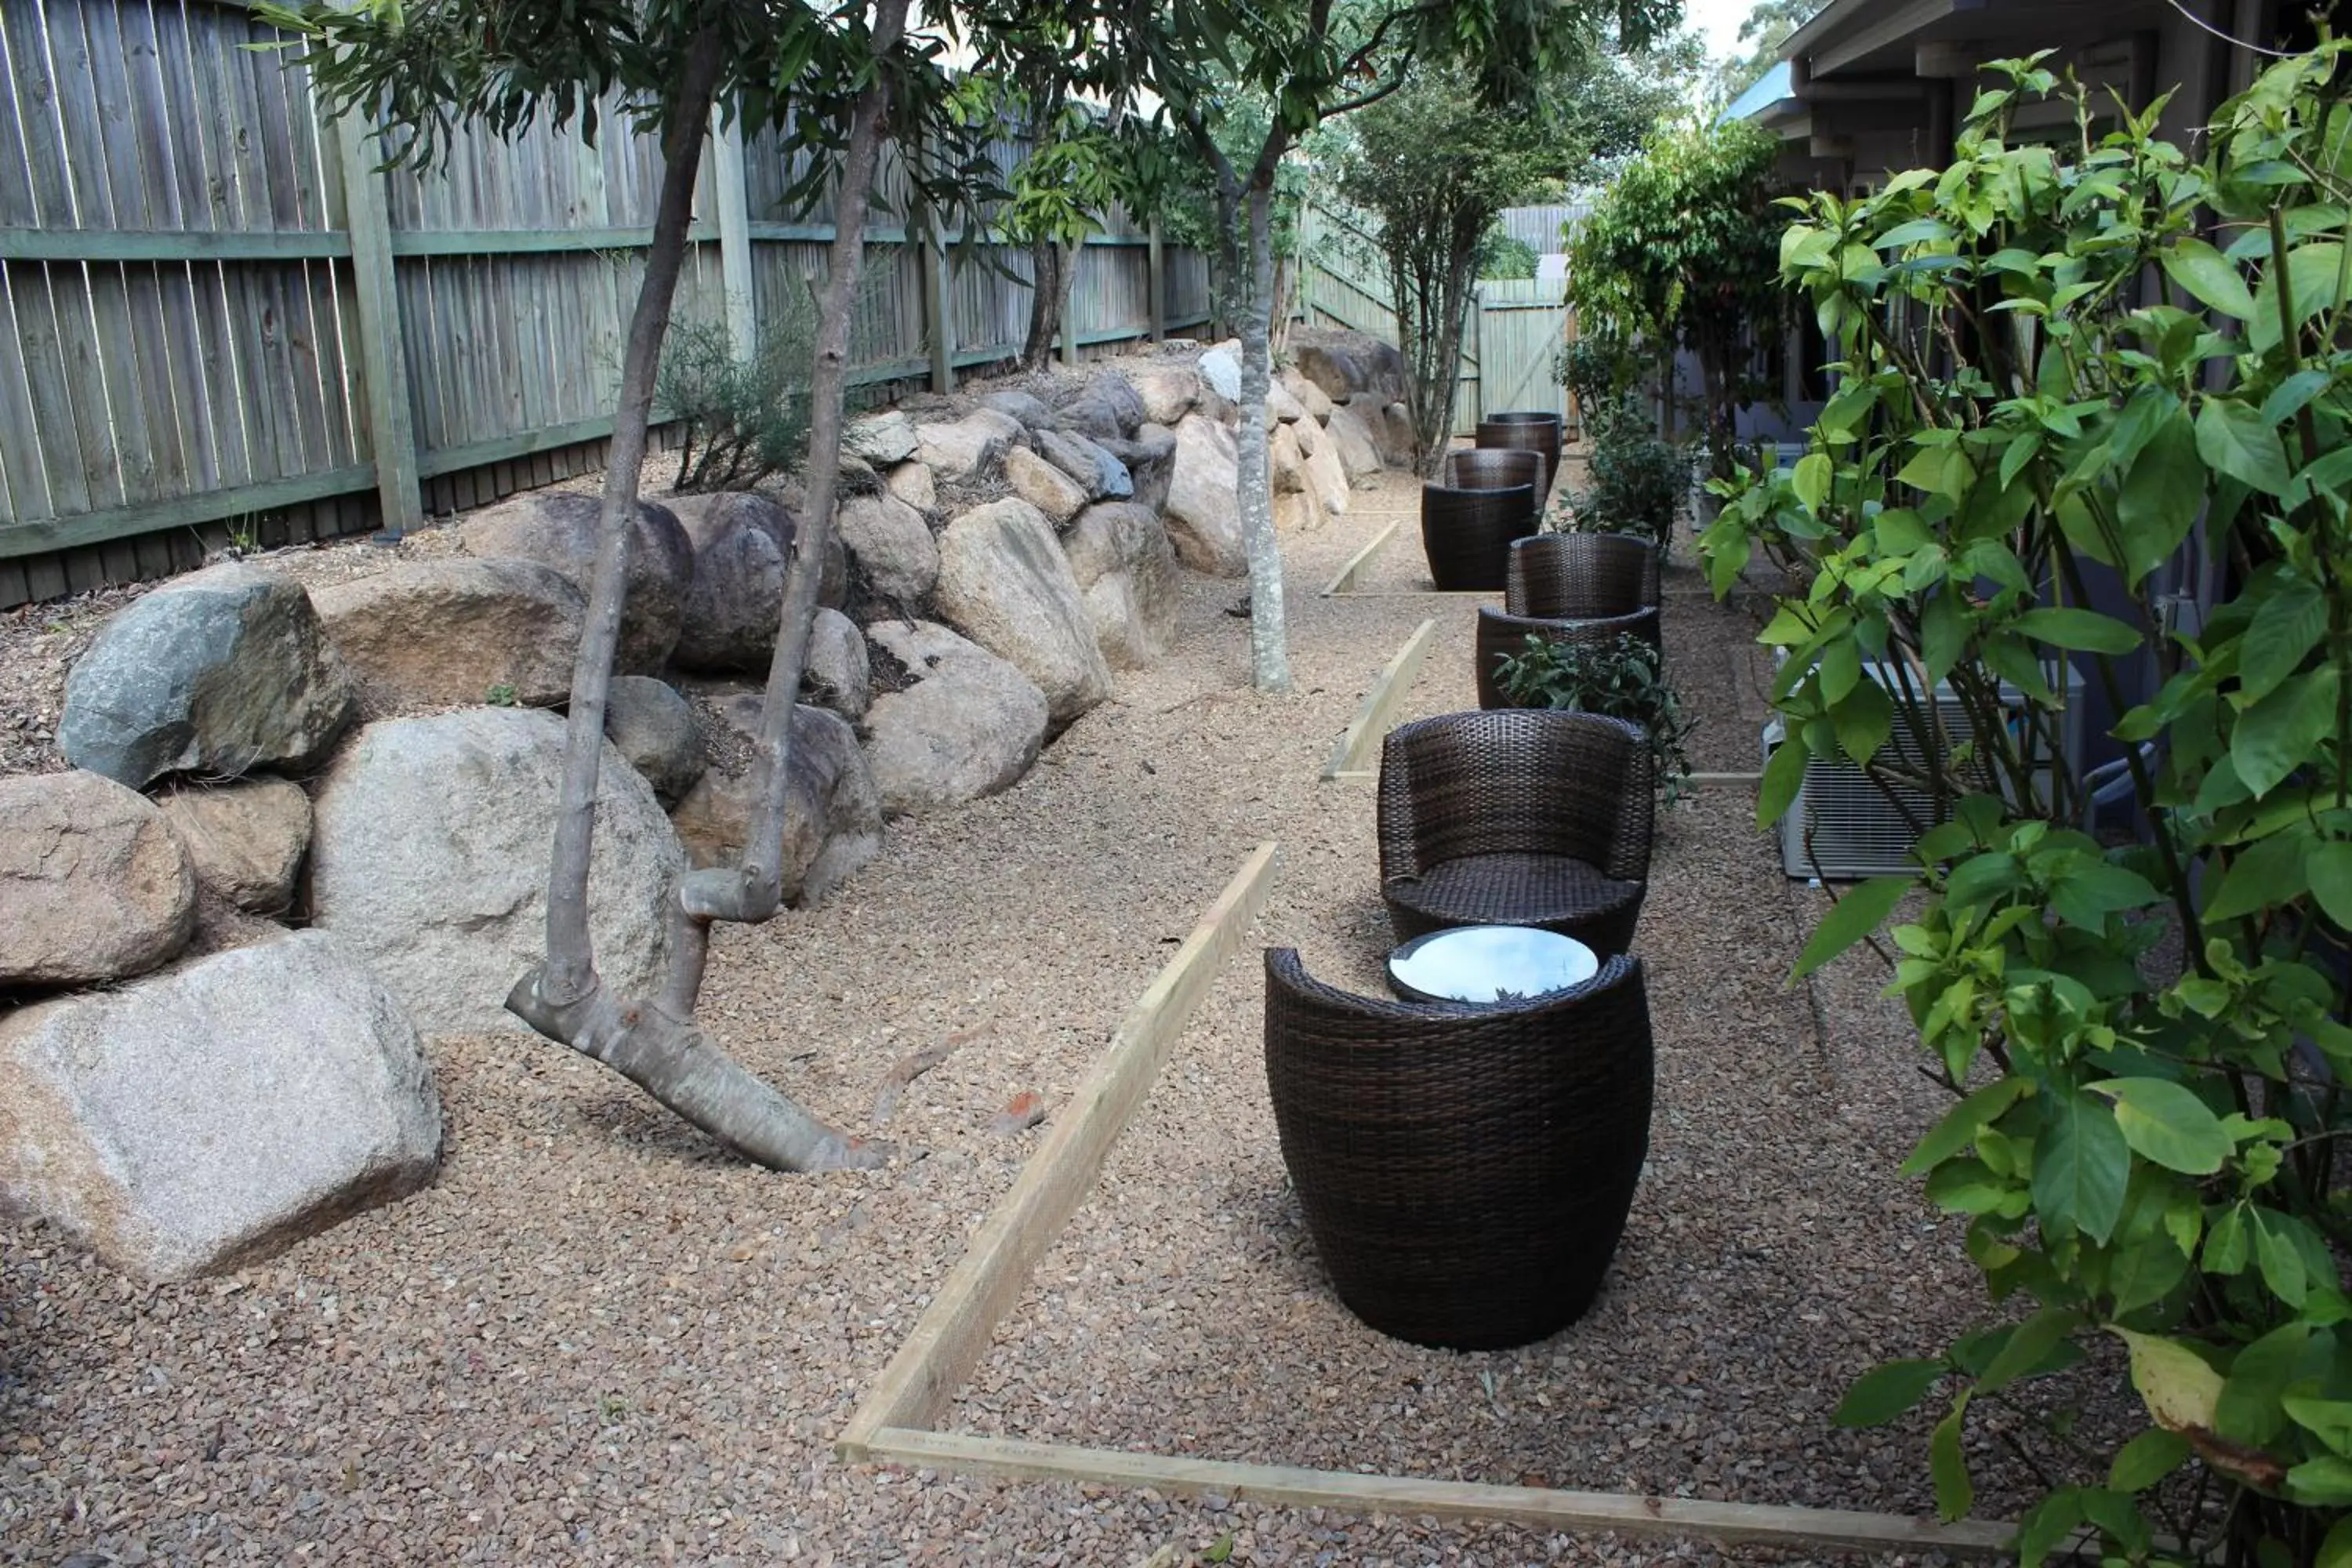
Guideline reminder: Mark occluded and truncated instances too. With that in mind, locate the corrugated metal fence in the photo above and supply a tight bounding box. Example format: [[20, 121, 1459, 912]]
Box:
[[0, 0, 1211, 606]]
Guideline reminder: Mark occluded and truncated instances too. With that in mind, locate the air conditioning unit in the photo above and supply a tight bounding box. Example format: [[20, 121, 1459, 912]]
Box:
[[1770, 660, 2087, 880]]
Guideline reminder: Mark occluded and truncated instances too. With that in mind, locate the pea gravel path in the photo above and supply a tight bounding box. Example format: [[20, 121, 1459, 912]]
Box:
[[0, 470, 2123, 1566]]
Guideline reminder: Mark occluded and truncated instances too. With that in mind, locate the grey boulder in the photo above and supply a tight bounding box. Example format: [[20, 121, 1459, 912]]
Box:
[[308, 707, 686, 1036], [460, 492, 693, 674], [837, 491, 941, 606], [0, 929, 441, 1281], [932, 498, 1113, 727], [915, 409, 1024, 483], [1064, 503, 1180, 670], [1099, 426, 1178, 515], [1035, 427, 1133, 501], [603, 676, 706, 806], [1005, 444, 1088, 527], [844, 410, 920, 466], [1325, 401, 1386, 483], [803, 607, 872, 721], [1127, 365, 1200, 426], [669, 698, 880, 906], [59, 564, 356, 789], [312, 557, 585, 710], [1163, 414, 1247, 576], [862, 622, 1049, 815], [978, 389, 1054, 429], [664, 492, 799, 673], [0, 770, 195, 988], [154, 776, 311, 916]]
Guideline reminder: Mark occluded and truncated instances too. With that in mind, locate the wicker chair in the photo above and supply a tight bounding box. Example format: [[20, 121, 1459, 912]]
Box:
[[1377, 709, 1653, 953], [1264, 946, 1654, 1350], [1507, 533, 1661, 618], [1444, 447, 1548, 511], [1421, 481, 1537, 591], [1475, 605, 1662, 709], [1475, 412, 1563, 504]]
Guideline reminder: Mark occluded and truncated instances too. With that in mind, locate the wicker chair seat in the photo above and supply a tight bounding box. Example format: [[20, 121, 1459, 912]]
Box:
[[1385, 852, 1643, 954], [1264, 947, 1654, 1350]]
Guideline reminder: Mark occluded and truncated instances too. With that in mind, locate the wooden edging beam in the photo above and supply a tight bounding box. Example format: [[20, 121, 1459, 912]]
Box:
[[855, 1428, 2013, 1560], [1320, 619, 1436, 782], [838, 842, 1280, 1454], [1319, 519, 1398, 596]]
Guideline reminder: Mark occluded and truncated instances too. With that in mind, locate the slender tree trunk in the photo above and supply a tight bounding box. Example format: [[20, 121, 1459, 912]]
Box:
[[1236, 179, 1291, 694], [507, 5, 913, 1174], [1022, 237, 1064, 368], [1212, 176, 1243, 340]]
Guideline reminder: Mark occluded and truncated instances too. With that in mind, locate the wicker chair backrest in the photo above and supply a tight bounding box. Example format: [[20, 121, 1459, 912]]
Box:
[[1376, 708, 1654, 884]]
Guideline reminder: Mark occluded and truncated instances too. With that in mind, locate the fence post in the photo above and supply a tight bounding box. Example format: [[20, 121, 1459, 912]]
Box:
[[1146, 216, 1164, 341], [916, 140, 956, 394], [710, 111, 757, 358], [330, 108, 422, 535]]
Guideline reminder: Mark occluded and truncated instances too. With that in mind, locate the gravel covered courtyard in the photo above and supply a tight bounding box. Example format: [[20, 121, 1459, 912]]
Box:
[[0, 472, 2101, 1565]]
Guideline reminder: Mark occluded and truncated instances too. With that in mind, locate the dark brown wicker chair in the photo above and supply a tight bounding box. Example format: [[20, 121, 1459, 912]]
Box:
[[1507, 533, 1661, 618], [1475, 412, 1563, 504], [1445, 446, 1547, 510], [1475, 606, 1662, 709], [1421, 481, 1536, 591], [1264, 946, 1654, 1350], [1377, 709, 1653, 953]]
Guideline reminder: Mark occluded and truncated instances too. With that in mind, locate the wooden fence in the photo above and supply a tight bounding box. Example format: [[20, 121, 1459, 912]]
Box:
[[0, 0, 1212, 607]]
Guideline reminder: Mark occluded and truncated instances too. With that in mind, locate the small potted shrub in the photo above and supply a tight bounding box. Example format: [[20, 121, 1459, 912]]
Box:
[[1492, 631, 1693, 801]]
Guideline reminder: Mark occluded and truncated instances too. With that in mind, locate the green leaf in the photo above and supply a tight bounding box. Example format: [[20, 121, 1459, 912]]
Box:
[[2289, 1455, 2352, 1507], [1835, 1359, 1947, 1427], [2035, 1090, 2131, 1243], [2232, 663, 2340, 799], [1793, 452, 1831, 516], [1903, 1078, 2031, 1176], [1203, 1532, 1234, 1564], [2320, 1515, 2352, 1568], [2107, 1231, 2191, 1315], [2089, 1077, 2231, 1175], [1976, 1306, 2081, 1395], [2251, 241, 2347, 354], [2010, 606, 2141, 655], [2111, 1327, 2224, 1436], [1831, 677, 1893, 767], [2108, 1429, 2191, 1494], [2196, 398, 2292, 497], [1930, 1398, 1974, 1522], [2203, 827, 2314, 920], [2161, 236, 2257, 319], [2114, 408, 2204, 588], [1791, 876, 1910, 980], [2239, 576, 2328, 701], [2310, 842, 2352, 928], [1759, 732, 1809, 830], [2253, 1207, 2310, 1305], [2284, 1395, 2352, 1454]]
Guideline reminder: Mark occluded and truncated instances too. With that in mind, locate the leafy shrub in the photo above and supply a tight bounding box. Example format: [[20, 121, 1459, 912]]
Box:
[[1493, 632, 1691, 800], [1569, 411, 1682, 548], [1701, 45, 2352, 1564], [1479, 232, 1539, 281], [655, 303, 815, 493], [1557, 332, 1635, 440]]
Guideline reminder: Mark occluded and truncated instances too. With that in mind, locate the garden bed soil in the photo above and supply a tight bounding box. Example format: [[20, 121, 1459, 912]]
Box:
[[0, 469, 2125, 1566]]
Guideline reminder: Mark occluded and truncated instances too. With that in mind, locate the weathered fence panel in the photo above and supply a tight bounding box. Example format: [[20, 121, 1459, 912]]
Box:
[[0, 0, 1211, 607]]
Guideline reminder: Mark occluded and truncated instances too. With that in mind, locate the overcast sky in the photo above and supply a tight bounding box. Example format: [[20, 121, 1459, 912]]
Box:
[[1683, 0, 1771, 60]]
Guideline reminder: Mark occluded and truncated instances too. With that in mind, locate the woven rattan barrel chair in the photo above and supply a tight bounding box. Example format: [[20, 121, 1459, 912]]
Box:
[[1377, 709, 1654, 953], [1421, 481, 1537, 591], [1506, 533, 1661, 619], [1264, 947, 1654, 1349], [1444, 446, 1547, 510], [1475, 412, 1563, 502], [1475, 605, 1662, 709]]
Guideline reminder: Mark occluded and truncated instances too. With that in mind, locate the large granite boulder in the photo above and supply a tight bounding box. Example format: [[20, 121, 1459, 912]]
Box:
[[308, 707, 686, 1036], [804, 607, 872, 721], [313, 557, 584, 710], [1035, 428, 1132, 502], [603, 676, 705, 807], [460, 492, 692, 674], [1163, 414, 1247, 576], [979, 389, 1054, 429], [1306, 427, 1352, 516], [1325, 401, 1386, 483], [1266, 378, 1308, 426], [154, 776, 310, 916], [1198, 343, 1242, 404], [59, 564, 356, 789], [0, 771, 194, 988], [837, 492, 940, 606], [1294, 338, 1406, 406], [1271, 423, 1307, 494], [1005, 444, 1088, 527], [862, 622, 1049, 815], [844, 410, 920, 466], [1378, 402, 1418, 469], [664, 492, 795, 673], [1281, 368, 1334, 422], [916, 409, 1024, 483], [1055, 372, 1148, 443], [1130, 365, 1200, 426], [885, 460, 937, 513], [669, 698, 880, 906], [1064, 503, 1180, 670], [932, 498, 1113, 727], [0, 930, 441, 1281]]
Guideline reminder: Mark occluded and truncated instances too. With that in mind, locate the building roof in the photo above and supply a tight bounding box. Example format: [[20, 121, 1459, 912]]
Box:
[[1719, 60, 1796, 125]]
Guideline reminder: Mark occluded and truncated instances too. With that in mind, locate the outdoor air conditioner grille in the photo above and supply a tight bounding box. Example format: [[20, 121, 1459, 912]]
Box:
[[1775, 667, 2082, 880]]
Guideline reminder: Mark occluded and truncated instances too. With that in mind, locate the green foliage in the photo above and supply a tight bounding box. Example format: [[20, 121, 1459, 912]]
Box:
[[1494, 632, 1693, 798], [655, 307, 815, 493], [1569, 410, 1683, 546], [1700, 45, 2352, 1563], [1558, 331, 1639, 438], [1480, 233, 1539, 281], [1568, 118, 1787, 463]]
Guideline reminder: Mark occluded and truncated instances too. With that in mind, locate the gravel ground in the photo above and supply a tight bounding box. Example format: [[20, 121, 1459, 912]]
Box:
[[0, 469, 2122, 1565]]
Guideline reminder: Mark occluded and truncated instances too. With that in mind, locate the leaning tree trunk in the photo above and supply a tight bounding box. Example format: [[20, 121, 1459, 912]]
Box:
[[1236, 180, 1292, 695], [507, 3, 911, 1174], [1211, 175, 1243, 341], [1021, 237, 1065, 368]]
